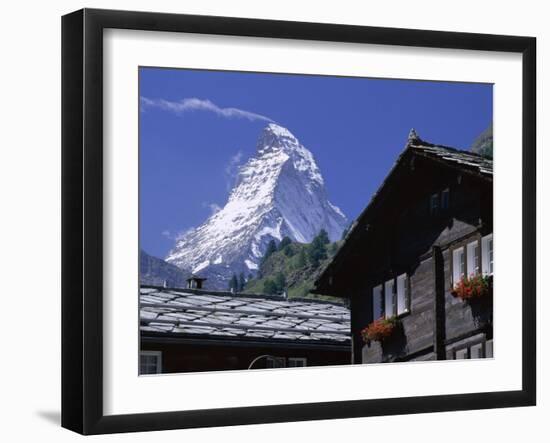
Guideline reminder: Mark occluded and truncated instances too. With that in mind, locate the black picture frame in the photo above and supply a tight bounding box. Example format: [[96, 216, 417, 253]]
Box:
[[62, 8, 536, 435]]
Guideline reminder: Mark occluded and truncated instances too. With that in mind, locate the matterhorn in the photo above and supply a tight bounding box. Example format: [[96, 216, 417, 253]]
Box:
[[166, 123, 348, 288]]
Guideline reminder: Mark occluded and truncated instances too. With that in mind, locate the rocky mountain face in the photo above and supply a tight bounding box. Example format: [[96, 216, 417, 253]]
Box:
[[140, 249, 191, 287], [165, 123, 348, 289], [471, 123, 493, 159]]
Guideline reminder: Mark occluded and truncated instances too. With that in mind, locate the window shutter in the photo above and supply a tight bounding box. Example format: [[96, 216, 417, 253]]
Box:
[[467, 240, 479, 276], [372, 285, 383, 320], [405, 274, 411, 312], [481, 234, 494, 275], [392, 279, 397, 316], [384, 279, 394, 318], [396, 273, 409, 315], [452, 247, 465, 284]]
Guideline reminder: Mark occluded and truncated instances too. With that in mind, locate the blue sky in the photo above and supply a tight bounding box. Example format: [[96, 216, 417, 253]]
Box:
[[140, 67, 492, 259]]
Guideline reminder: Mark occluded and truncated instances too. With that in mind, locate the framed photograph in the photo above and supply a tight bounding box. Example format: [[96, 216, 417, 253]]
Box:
[[62, 8, 536, 435]]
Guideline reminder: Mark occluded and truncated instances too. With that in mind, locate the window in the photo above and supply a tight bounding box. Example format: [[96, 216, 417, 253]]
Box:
[[396, 273, 409, 315], [372, 275, 410, 319], [452, 247, 465, 284], [470, 343, 483, 359], [430, 193, 440, 215], [481, 234, 494, 275], [452, 233, 493, 284], [430, 188, 450, 215], [140, 351, 162, 375], [466, 240, 480, 276], [441, 188, 450, 210], [455, 348, 468, 359], [266, 356, 285, 368], [287, 358, 307, 367], [372, 284, 383, 320], [384, 279, 395, 318], [453, 341, 492, 360]]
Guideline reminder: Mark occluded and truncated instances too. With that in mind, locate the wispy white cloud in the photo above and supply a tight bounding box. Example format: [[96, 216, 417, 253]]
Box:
[[225, 150, 243, 175], [162, 228, 194, 241], [140, 97, 274, 123], [224, 150, 245, 191]]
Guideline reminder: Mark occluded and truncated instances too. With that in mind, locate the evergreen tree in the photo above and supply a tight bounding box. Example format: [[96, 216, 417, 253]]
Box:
[[278, 236, 292, 250], [238, 272, 246, 292], [263, 279, 278, 295], [308, 230, 329, 267], [262, 239, 278, 265], [283, 244, 295, 257], [317, 229, 330, 245], [274, 272, 286, 292], [296, 248, 307, 268], [228, 273, 238, 292]]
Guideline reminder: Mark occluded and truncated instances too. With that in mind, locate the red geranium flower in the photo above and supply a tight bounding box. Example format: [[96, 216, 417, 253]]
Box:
[[451, 274, 492, 301], [361, 317, 398, 344]]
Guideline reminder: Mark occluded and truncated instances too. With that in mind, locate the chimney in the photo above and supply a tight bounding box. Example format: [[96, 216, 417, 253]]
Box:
[[186, 275, 207, 290]]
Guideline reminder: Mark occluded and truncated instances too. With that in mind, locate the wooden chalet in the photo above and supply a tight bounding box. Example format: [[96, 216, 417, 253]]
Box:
[[139, 285, 351, 374], [313, 130, 493, 363]]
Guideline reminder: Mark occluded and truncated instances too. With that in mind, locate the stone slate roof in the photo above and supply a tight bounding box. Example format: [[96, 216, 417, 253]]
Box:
[[140, 286, 350, 343], [412, 142, 493, 178]]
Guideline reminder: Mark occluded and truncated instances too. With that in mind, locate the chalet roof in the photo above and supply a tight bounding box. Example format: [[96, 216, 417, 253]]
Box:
[[140, 285, 350, 344], [313, 131, 492, 295], [412, 142, 493, 177]]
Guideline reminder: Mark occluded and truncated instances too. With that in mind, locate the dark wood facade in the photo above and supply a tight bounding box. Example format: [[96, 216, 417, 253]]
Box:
[[314, 135, 493, 364], [141, 334, 350, 374]]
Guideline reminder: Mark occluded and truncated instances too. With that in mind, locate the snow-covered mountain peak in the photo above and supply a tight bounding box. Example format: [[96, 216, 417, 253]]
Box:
[[257, 123, 300, 153], [166, 123, 348, 289]]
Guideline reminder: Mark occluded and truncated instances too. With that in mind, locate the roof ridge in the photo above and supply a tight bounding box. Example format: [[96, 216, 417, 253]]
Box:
[[412, 141, 492, 161]]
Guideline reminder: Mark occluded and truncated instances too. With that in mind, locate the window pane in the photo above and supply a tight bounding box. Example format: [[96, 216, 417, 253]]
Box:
[[467, 240, 479, 276], [470, 343, 483, 359], [288, 358, 307, 367], [455, 348, 468, 359], [485, 340, 494, 358], [384, 279, 394, 317], [396, 274, 408, 315], [266, 356, 285, 368], [140, 352, 161, 374], [481, 234, 494, 275], [452, 247, 465, 284], [441, 188, 450, 210], [430, 193, 439, 215], [372, 285, 383, 320]]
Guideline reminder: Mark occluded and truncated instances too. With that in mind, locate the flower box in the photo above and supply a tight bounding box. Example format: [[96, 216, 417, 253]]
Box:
[[451, 274, 493, 301], [361, 317, 399, 344]]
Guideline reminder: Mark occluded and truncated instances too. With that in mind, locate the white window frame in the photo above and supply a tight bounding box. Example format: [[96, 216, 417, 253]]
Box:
[[372, 284, 383, 320], [466, 240, 480, 277], [140, 350, 162, 375], [481, 233, 494, 275], [384, 279, 395, 318], [266, 356, 286, 368], [373, 275, 410, 319], [396, 273, 409, 315], [452, 247, 465, 284], [287, 357, 307, 368]]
